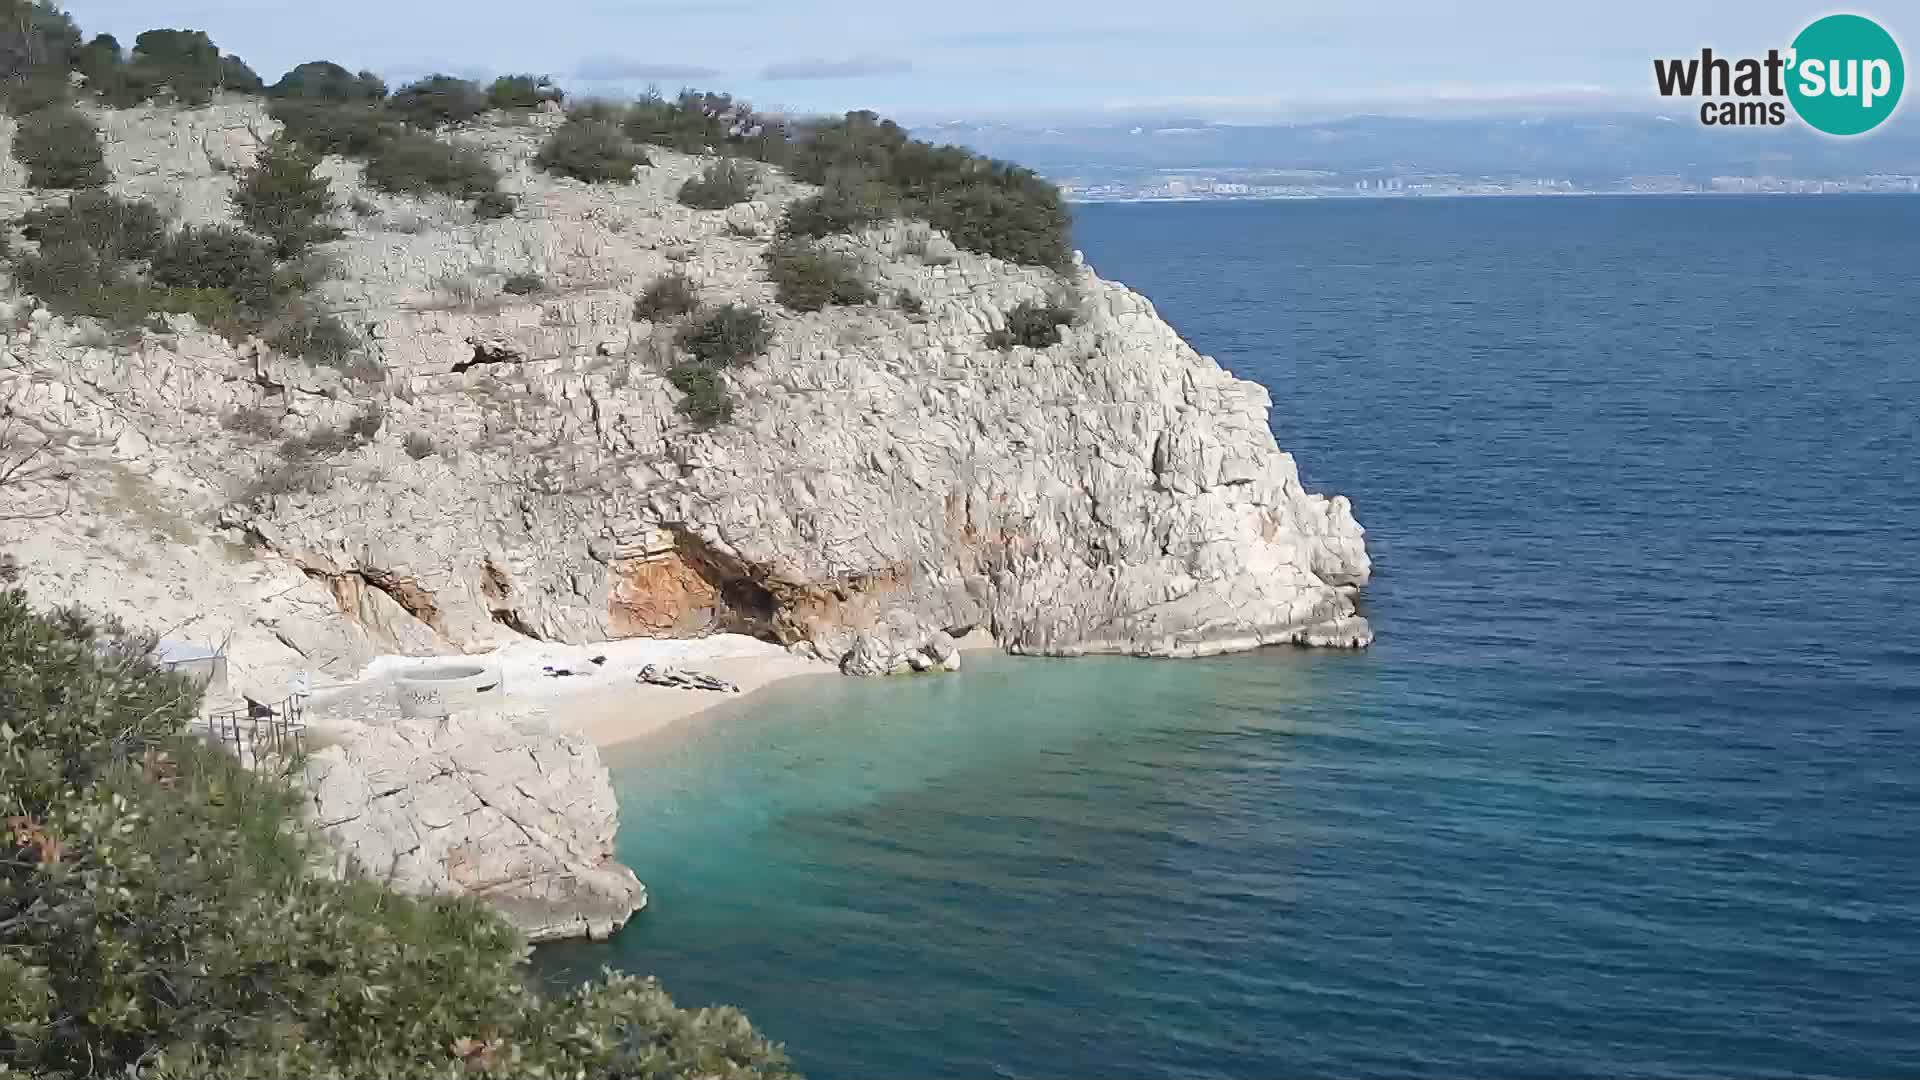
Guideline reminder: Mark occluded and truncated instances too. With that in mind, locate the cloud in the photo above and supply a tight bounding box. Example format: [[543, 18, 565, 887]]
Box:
[[761, 54, 913, 81], [572, 56, 723, 82], [924, 27, 1162, 49]]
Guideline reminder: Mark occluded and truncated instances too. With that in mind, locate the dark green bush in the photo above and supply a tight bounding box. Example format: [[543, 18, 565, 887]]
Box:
[[0, 0, 80, 81], [678, 159, 756, 210], [633, 271, 698, 322], [267, 60, 386, 101], [267, 304, 360, 370], [988, 298, 1076, 350], [403, 430, 437, 459], [472, 189, 516, 220], [268, 98, 396, 157], [668, 361, 735, 426], [503, 271, 543, 295], [389, 73, 487, 128], [17, 191, 164, 262], [9, 193, 164, 321], [780, 169, 889, 239], [218, 52, 261, 92], [623, 88, 756, 154], [896, 289, 925, 315], [0, 591, 799, 1079], [535, 117, 647, 183], [231, 133, 342, 258], [765, 239, 873, 312], [487, 73, 561, 110], [11, 105, 106, 188], [363, 131, 499, 198], [123, 28, 222, 105], [782, 110, 1073, 269], [149, 225, 277, 311], [0, 63, 71, 113], [677, 303, 770, 366]]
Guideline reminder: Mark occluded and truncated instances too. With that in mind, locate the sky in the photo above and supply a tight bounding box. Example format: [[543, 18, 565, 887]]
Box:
[[63, 1, 1902, 123]]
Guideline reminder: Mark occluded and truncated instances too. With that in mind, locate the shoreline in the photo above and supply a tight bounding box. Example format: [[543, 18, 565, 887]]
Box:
[[336, 635, 838, 748]]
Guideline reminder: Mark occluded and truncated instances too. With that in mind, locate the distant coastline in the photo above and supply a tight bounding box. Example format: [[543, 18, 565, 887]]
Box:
[[1065, 188, 1920, 205]]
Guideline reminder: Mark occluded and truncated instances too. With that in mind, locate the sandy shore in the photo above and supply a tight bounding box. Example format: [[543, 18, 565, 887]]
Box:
[[340, 634, 837, 748]]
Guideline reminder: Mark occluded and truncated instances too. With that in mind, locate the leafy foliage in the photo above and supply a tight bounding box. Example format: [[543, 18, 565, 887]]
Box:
[[69, 27, 259, 107], [10, 105, 106, 188], [677, 303, 770, 366], [987, 299, 1077, 350], [267, 98, 396, 157], [668, 361, 735, 427], [784, 110, 1073, 269], [623, 89, 765, 154], [779, 169, 889, 239], [0, 592, 801, 1080], [536, 117, 647, 183], [0, 62, 70, 113], [677, 159, 756, 210], [363, 131, 500, 198], [231, 133, 342, 258], [389, 73, 487, 129], [148, 224, 278, 311], [472, 190, 516, 220], [0, 0, 80, 80], [502, 271, 543, 295], [765, 239, 873, 312], [632, 271, 698, 322], [266, 60, 387, 101], [16, 191, 164, 262], [265, 303, 361, 371], [487, 73, 561, 110], [8, 193, 164, 320]]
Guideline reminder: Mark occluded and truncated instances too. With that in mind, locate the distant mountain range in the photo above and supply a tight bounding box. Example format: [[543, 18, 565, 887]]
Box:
[[916, 111, 1920, 184]]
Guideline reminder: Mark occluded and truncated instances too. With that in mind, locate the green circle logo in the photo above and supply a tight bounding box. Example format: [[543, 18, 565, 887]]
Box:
[[1787, 14, 1904, 135]]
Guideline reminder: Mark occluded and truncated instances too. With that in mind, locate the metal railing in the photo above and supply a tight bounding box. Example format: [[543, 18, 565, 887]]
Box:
[[200, 694, 309, 771]]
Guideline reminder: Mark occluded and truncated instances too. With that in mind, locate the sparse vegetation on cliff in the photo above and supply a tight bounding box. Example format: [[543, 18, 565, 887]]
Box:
[[231, 134, 344, 258], [679, 159, 757, 209], [678, 303, 771, 367], [0, 591, 800, 1079], [10, 104, 106, 188], [536, 115, 648, 183], [634, 270, 699, 322], [766, 239, 873, 312], [988, 299, 1078, 351], [363, 130, 500, 199]]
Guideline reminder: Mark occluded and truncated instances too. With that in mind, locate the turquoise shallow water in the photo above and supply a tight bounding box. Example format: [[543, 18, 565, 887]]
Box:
[[542, 196, 1920, 1079]]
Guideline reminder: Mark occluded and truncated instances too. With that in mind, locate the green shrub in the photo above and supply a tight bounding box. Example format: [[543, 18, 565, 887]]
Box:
[[765, 239, 872, 312], [11, 105, 106, 188], [0, 1, 80, 81], [677, 303, 770, 366], [403, 430, 437, 459], [124, 28, 223, 105], [896, 289, 925, 315], [633, 271, 698, 322], [503, 271, 543, 295], [218, 52, 262, 93], [783, 110, 1073, 269], [988, 299, 1076, 350], [0, 593, 798, 1079], [16, 191, 164, 262], [678, 159, 756, 210], [623, 88, 755, 153], [149, 225, 277, 311], [389, 73, 487, 128], [780, 169, 889, 238], [472, 189, 516, 220], [9, 193, 165, 321], [268, 98, 396, 157], [0, 63, 71, 113], [267, 60, 387, 101], [535, 117, 647, 183], [231, 133, 342, 258], [221, 403, 279, 438], [487, 73, 561, 110], [668, 361, 735, 426], [363, 131, 499, 198], [267, 304, 360, 369]]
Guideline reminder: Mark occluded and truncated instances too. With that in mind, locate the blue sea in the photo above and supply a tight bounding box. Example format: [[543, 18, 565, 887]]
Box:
[[541, 196, 1920, 1079]]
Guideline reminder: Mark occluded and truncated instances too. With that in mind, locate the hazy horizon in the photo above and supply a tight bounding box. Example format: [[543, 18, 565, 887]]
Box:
[[61, 1, 1911, 124]]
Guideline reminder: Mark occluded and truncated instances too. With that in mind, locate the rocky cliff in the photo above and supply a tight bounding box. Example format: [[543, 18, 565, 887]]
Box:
[[0, 99, 1371, 700]]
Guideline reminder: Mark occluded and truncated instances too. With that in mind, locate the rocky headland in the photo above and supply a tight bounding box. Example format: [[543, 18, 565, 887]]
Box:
[[0, 91, 1370, 937]]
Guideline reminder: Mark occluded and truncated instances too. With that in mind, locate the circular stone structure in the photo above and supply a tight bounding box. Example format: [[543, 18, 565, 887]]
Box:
[[395, 663, 504, 719]]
